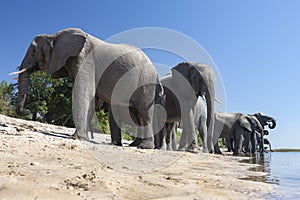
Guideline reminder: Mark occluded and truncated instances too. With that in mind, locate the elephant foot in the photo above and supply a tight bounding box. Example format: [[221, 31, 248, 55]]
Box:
[[185, 145, 199, 154], [69, 131, 89, 141], [69, 131, 80, 140], [202, 149, 208, 153], [214, 149, 223, 154], [177, 145, 186, 151], [111, 141, 122, 146], [202, 148, 210, 153], [186, 148, 199, 154], [137, 138, 154, 149], [233, 152, 243, 156], [129, 138, 142, 147], [214, 151, 223, 155], [166, 144, 174, 151]]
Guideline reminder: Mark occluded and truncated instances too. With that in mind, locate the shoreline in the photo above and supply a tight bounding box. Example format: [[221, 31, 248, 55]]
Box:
[[0, 114, 275, 199]]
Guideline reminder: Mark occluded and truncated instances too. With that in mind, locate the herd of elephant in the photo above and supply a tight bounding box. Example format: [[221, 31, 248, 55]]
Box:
[[10, 28, 276, 156]]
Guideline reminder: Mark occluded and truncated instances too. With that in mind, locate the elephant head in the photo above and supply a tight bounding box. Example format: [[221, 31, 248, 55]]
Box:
[[238, 114, 264, 133], [172, 62, 216, 148], [10, 28, 87, 116], [254, 112, 276, 129], [238, 114, 264, 154]]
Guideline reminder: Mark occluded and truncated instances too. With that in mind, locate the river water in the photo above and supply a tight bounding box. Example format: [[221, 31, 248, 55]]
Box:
[[241, 152, 300, 199]]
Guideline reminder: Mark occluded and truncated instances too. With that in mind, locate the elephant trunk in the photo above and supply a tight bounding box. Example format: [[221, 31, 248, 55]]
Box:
[[206, 84, 215, 151], [268, 119, 276, 129], [16, 50, 35, 116]]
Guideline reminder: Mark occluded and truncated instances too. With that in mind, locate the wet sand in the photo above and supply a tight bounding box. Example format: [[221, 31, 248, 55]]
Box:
[[0, 114, 274, 199]]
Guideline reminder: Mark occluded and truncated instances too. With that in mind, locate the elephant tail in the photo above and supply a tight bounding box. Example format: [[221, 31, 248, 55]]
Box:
[[155, 82, 166, 107]]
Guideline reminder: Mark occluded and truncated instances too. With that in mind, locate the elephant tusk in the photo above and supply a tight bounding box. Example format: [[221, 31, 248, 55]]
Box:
[[8, 68, 28, 76]]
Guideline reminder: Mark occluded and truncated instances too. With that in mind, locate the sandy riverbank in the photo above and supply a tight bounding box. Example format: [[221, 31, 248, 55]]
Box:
[[0, 114, 274, 200]]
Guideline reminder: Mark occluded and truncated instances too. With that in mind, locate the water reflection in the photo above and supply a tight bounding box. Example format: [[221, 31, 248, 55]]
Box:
[[240, 153, 280, 185], [240, 152, 300, 199]]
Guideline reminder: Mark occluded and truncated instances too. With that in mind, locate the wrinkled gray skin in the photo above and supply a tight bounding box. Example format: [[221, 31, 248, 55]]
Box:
[[253, 113, 276, 152], [242, 113, 276, 153], [155, 121, 178, 151], [213, 112, 263, 156], [154, 62, 216, 153], [156, 98, 207, 151], [14, 28, 160, 149], [177, 98, 207, 151]]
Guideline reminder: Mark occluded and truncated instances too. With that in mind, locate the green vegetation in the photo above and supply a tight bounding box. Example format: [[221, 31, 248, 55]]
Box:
[[22, 71, 74, 126], [0, 72, 108, 130], [0, 80, 17, 117], [95, 110, 110, 134]]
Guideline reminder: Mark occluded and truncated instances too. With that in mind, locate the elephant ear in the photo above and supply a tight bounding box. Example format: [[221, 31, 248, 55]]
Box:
[[172, 62, 201, 94], [249, 115, 263, 131], [47, 28, 87, 75], [238, 115, 252, 132]]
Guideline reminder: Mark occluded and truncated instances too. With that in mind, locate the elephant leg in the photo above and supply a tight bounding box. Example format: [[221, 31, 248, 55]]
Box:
[[72, 65, 96, 141], [154, 124, 165, 149], [137, 126, 154, 149], [198, 118, 209, 153], [109, 110, 122, 146], [136, 105, 155, 149], [233, 132, 243, 156], [206, 128, 214, 154], [165, 123, 175, 151], [269, 142, 273, 152], [226, 137, 233, 152], [171, 123, 177, 150], [250, 131, 257, 154], [88, 98, 97, 140], [178, 130, 188, 150], [70, 97, 95, 141], [242, 132, 250, 155], [129, 137, 143, 147], [182, 110, 198, 153], [212, 131, 222, 154], [214, 142, 222, 154]]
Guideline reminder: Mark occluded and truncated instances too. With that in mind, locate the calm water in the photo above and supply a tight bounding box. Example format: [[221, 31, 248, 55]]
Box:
[[241, 152, 300, 199]]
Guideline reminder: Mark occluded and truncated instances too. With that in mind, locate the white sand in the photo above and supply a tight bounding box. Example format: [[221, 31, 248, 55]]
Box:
[[0, 114, 274, 199]]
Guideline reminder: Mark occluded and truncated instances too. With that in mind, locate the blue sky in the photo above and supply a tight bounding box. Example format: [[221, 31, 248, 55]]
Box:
[[0, 0, 299, 148]]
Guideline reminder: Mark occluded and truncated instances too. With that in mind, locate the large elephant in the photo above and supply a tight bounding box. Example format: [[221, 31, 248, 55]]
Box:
[[154, 62, 216, 153], [10, 28, 161, 149], [213, 112, 263, 156]]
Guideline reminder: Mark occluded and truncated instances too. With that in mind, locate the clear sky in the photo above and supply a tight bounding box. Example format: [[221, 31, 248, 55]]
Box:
[[0, 0, 299, 149]]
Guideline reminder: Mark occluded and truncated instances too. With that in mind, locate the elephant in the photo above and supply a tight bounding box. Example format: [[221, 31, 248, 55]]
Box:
[[263, 137, 273, 152], [250, 112, 276, 152], [155, 98, 207, 151], [153, 62, 216, 153], [155, 121, 178, 151], [10, 28, 162, 149], [253, 113, 276, 129], [213, 112, 263, 156]]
